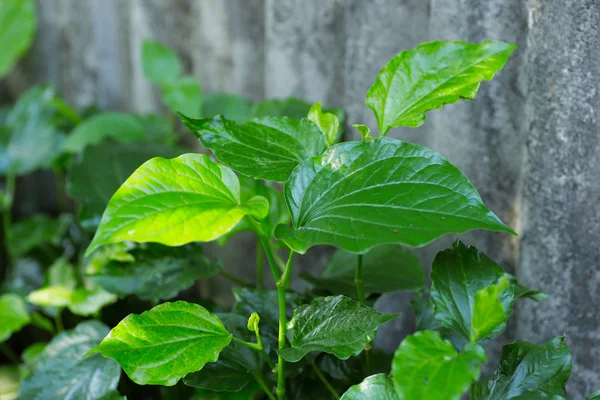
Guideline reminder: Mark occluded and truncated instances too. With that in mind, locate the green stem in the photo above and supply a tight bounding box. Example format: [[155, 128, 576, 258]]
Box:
[[256, 238, 264, 289], [231, 336, 276, 370], [54, 311, 64, 333], [355, 254, 372, 374], [219, 271, 254, 288], [312, 361, 340, 399], [0, 343, 19, 364], [254, 374, 277, 400], [270, 243, 286, 273], [274, 251, 295, 400]]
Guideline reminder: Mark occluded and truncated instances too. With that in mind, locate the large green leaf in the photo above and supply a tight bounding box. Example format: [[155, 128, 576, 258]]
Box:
[[340, 374, 398, 400], [473, 337, 571, 400], [278, 295, 397, 362], [161, 76, 202, 118], [275, 138, 513, 254], [88, 243, 221, 301], [366, 40, 516, 134], [62, 112, 146, 153], [67, 141, 182, 230], [0, 365, 20, 400], [180, 114, 327, 182], [304, 245, 425, 298], [0, 0, 36, 78], [391, 330, 486, 400], [90, 301, 233, 386], [430, 241, 514, 343], [142, 39, 181, 84], [0, 293, 30, 342], [85, 153, 268, 255], [184, 314, 266, 392], [18, 321, 121, 400], [10, 214, 72, 257], [0, 86, 67, 175], [203, 93, 251, 124]]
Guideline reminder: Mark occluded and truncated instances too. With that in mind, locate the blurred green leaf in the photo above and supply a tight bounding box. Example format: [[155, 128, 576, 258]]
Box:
[[203, 93, 251, 123], [142, 39, 181, 84], [0, 0, 36, 78], [0, 365, 20, 400], [161, 76, 202, 118], [10, 214, 72, 257], [0, 293, 30, 342]]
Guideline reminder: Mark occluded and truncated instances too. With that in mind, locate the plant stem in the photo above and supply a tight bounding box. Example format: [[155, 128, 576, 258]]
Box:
[[274, 251, 295, 400], [312, 361, 340, 399], [270, 243, 286, 273], [0, 343, 19, 364], [231, 336, 276, 370], [355, 254, 372, 374], [254, 374, 277, 400], [219, 270, 254, 287], [256, 239, 264, 289]]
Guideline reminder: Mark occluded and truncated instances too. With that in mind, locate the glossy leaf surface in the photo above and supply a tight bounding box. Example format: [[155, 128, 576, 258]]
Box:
[[279, 295, 397, 362], [10, 214, 72, 257], [340, 374, 398, 400], [142, 39, 181, 84], [0, 0, 36, 78], [366, 40, 516, 134], [0, 293, 30, 342], [275, 138, 513, 254], [90, 301, 232, 386], [18, 321, 120, 400], [86, 153, 268, 255], [391, 330, 486, 400], [180, 114, 327, 182], [88, 244, 221, 301], [430, 241, 514, 342], [473, 337, 571, 400]]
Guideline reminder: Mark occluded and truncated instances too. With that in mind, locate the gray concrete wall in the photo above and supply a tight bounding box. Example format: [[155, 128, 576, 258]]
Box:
[[3, 0, 599, 395]]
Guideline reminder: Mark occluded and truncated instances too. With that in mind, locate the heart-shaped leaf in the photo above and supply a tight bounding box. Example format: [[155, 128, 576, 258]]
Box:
[[366, 40, 516, 134], [275, 138, 513, 254], [180, 114, 327, 182], [340, 374, 398, 400], [472, 337, 571, 399], [0, 0, 36, 79], [89, 301, 232, 386], [391, 330, 486, 400], [0, 293, 30, 342], [85, 153, 268, 255], [18, 321, 121, 400], [278, 295, 397, 362]]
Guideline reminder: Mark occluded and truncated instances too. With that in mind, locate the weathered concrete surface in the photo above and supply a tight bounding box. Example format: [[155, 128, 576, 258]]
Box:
[[5, 0, 600, 394]]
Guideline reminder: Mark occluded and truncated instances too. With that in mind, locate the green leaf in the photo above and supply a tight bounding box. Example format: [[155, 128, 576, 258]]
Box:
[[588, 390, 600, 400], [67, 287, 118, 316], [10, 214, 72, 257], [0, 0, 36, 78], [98, 391, 126, 400], [21, 342, 47, 368], [88, 243, 221, 301], [366, 40, 516, 134], [0, 365, 20, 400], [304, 245, 425, 298], [47, 257, 77, 289], [180, 114, 327, 182], [67, 142, 183, 230], [62, 112, 146, 153], [278, 295, 397, 362], [0, 86, 67, 176], [184, 314, 266, 392], [161, 76, 202, 118], [18, 321, 121, 400], [0, 293, 30, 342], [473, 337, 571, 399], [275, 138, 513, 254], [85, 153, 268, 255], [192, 382, 260, 400], [30, 312, 55, 334], [308, 102, 340, 146], [430, 241, 515, 343], [353, 124, 373, 142], [27, 286, 73, 307], [89, 301, 233, 386], [135, 113, 176, 144], [249, 97, 314, 119], [340, 374, 398, 400], [1, 258, 43, 298], [142, 39, 181, 84], [391, 330, 486, 400], [513, 277, 548, 302], [203, 93, 251, 124]]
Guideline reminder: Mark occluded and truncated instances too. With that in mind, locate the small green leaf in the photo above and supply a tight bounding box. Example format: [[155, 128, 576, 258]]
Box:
[[247, 312, 260, 333], [67, 287, 118, 316], [10, 214, 72, 257], [513, 277, 548, 302], [203, 93, 251, 124], [391, 330, 486, 400], [366, 40, 516, 134], [588, 390, 600, 400], [47, 257, 77, 289], [18, 321, 121, 400], [90, 301, 233, 386], [353, 124, 373, 142], [340, 374, 398, 400], [0, 0, 36, 78], [30, 312, 54, 334], [279, 295, 397, 362], [88, 243, 221, 301], [305, 245, 425, 299], [275, 138, 513, 254], [62, 112, 146, 153], [161, 76, 202, 118], [67, 142, 183, 230], [27, 286, 73, 307], [0, 293, 30, 342], [21, 342, 47, 366], [0, 365, 20, 400], [430, 241, 515, 343], [472, 337, 571, 399], [308, 102, 340, 146], [180, 114, 327, 182], [86, 153, 269, 255], [142, 39, 181, 84]]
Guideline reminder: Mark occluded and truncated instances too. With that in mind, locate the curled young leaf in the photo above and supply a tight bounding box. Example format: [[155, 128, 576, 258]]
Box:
[[308, 102, 340, 146]]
